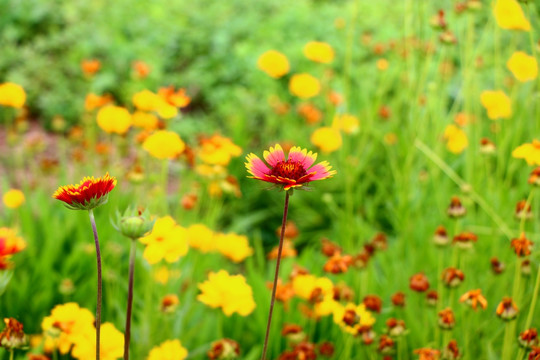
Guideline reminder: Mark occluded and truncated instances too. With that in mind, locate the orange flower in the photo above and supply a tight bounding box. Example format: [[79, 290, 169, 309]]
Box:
[[81, 59, 101, 76], [52, 173, 116, 210], [438, 308, 455, 329], [410, 273, 430, 292], [84, 93, 113, 112], [414, 348, 441, 360], [511, 232, 534, 257], [132, 60, 151, 79], [257, 50, 290, 78], [323, 253, 353, 274], [453, 232, 478, 249], [459, 289, 488, 310], [289, 74, 321, 99], [303, 41, 335, 64], [496, 297, 518, 320], [158, 86, 191, 108], [442, 268, 465, 287], [363, 295, 382, 313], [0, 318, 27, 349]]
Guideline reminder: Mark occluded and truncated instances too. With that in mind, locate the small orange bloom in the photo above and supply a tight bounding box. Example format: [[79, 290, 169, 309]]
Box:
[[459, 289, 488, 310], [442, 268, 465, 287], [511, 232, 534, 257], [414, 348, 441, 360], [519, 328, 539, 348], [453, 232, 478, 249], [447, 196, 466, 218], [323, 253, 353, 274], [0, 318, 27, 349], [496, 297, 518, 320], [52, 173, 116, 210], [391, 292, 406, 307], [438, 308, 455, 329], [363, 295, 382, 313], [81, 59, 101, 76], [410, 273, 430, 292], [319, 239, 342, 257], [158, 86, 191, 108], [133, 60, 151, 79]]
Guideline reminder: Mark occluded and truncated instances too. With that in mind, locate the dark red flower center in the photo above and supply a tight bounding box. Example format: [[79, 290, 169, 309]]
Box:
[[271, 161, 307, 180]]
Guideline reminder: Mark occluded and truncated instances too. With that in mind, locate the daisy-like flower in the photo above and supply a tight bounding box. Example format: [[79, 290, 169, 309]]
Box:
[[459, 289, 488, 310], [52, 173, 117, 210], [245, 144, 336, 191]]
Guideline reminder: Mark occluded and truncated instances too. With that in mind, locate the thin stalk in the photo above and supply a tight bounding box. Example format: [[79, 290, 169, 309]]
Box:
[[261, 191, 290, 360], [9, 350, 13, 360], [161, 159, 169, 214], [88, 209, 102, 360], [124, 240, 137, 360], [517, 265, 540, 360]]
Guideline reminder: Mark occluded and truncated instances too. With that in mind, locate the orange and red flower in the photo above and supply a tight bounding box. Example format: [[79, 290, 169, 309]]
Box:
[[245, 144, 336, 191], [459, 289, 488, 310], [52, 173, 117, 210]]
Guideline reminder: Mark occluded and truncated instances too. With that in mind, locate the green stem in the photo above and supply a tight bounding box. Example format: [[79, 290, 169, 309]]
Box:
[[124, 240, 137, 360], [261, 191, 290, 360], [161, 159, 169, 214], [88, 209, 102, 360], [9, 349, 14, 360]]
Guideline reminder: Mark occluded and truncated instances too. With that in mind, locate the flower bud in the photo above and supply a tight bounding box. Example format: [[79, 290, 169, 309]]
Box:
[[114, 207, 155, 240]]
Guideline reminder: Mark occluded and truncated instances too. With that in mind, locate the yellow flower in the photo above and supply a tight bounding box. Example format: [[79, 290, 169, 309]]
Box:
[[257, 50, 290, 78], [199, 135, 242, 166], [143, 130, 185, 159], [71, 323, 124, 360], [376, 58, 389, 71], [493, 0, 531, 31], [139, 216, 188, 264], [332, 303, 375, 335], [147, 339, 188, 360], [333, 114, 359, 134], [443, 124, 468, 154], [132, 111, 159, 131], [132, 90, 162, 112], [315, 294, 341, 317], [41, 303, 95, 355], [311, 126, 342, 153], [292, 274, 333, 300], [216, 233, 253, 263], [0, 227, 26, 270], [507, 51, 538, 82], [186, 224, 216, 253], [0, 82, 26, 108], [96, 106, 132, 135], [154, 266, 170, 284], [512, 140, 540, 165], [303, 41, 335, 64], [2, 189, 25, 209], [197, 270, 256, 316], [480, 90, 512, 120], [289, 74, 321, 99]]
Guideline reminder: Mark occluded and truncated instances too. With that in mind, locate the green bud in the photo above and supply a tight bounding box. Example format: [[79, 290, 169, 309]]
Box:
[[113, 207, 155, 240]]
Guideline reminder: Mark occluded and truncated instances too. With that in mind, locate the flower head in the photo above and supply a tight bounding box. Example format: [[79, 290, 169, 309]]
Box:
[[197, 270, 256, 316], [0, 82, 26, 108], [513, 140, 540, 165], [52, 173, 116, 210], [311, 127, 343, 153], [198, 135, 242, 166], [81, 59, 101, 76], [143, 130, 185, 159], [96, 106, 132, 135], [493, 0, 531, 31], [208, 338, 240, 360], [245, 144, 336, 191], [444, 125, 468, 154], [289, 74, 321, 99], [0, 227, 26, 269], [139, 216, 188, 264], [303, 41, 335, 64], [332, 303, 376, 335], [70, 322, 124, 360], [2, 189, 25, 209], [480, 90, 512, 120], [507, 51, 538, 82], [216, 233, 253, 263], [0, 318, 27, 350], [459, 289, 488, 310], [496, 297, 519, 320], [257, 50, 290, 78], [147, 339, 188, 360]]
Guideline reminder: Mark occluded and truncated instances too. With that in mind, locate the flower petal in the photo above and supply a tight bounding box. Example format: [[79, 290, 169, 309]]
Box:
[[263, 144, 285, 166], [245, 153, 271, 177], [308, 161, 337, 180]]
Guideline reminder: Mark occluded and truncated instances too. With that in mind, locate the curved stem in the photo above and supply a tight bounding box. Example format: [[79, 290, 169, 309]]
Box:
[[124, 240, 137, 360], [88, 209, 102, 360], [9, 350, 14, 360], [261, 191, 290, 360]]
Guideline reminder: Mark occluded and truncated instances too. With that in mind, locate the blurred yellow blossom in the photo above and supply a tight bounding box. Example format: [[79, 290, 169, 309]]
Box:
[[333, 114, 359, 134], [303, 41, 335, 64], [132, 90, 162, 112], [444, 124, 468, 154], [153, 266, 170, 285], [2, 189, 25, 209], [311, 126, 342, 153], [216, 233, 253, 263], [292, 274, 333, 300], [199, 135, 242, 166], [197, 270, 256, 316], [186, 224, 216, 253], [512, 140, 540, 165], [333, 303, 375, 335], [139, 216, 188, 264], [289, 73, 321, 99], [507, 51, 538, 82], [96, 106, 132, 134], [71, 322, 124, 360], [0, 227, 26, 270], [257, 50, 290, 78], [143, 130, 185, 159], [480, 90, 512, 120], [132, 111, 159, 131], [41, 303, 95, 355], [147, 339, 188, 360], [0, 82, 26, 108], [376, 59, 389, 71], [493, 0, 531, 31]]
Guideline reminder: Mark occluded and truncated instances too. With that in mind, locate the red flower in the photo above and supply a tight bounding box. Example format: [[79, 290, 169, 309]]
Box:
[[52, 173, 117, 210], [245, 144, 336, 191]]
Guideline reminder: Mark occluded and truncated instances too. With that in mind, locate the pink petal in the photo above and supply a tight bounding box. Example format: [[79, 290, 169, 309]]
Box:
[[287, 146, 318, 169], [308, 161, 336, 180], [245, 154, 271, 177], [263, 144, 285, 167]]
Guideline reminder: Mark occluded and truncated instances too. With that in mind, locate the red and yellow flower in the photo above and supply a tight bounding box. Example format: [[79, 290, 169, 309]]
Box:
[[52, 173, 117, 210], [245, 144, 336, 191]]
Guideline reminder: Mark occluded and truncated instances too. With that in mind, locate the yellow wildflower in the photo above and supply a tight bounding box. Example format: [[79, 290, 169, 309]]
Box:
[[96, 106, 132, 135], [333, 114, 359, 134], [376, 59, 389, 71], [311, 126, 342, 153], [292, 274, 333, 300], [289, 74, 321, 99], [143, 130, 185, 159], [186, 224, 216, 253], [2, 189, 25, 209], [197, 270, 256, 316], [507, 51, 538, 82], [154, 266, 170, 285], [512, 140, 540, 165], [71, 323, 124, 360], [216, 233, 253, 263], [493, 0, 531, 31], [303, 41, 335, 64], [315, 294, 341, 317], [257, 50, 290, 78], [480, 90, 512, 120], [147, 339, 188, 360], [41, 303, 95, 355], [443, 124, 468, 154], [139, 216, 188, 264], [0, 82, 26, 108], [333, 303, 375, 335], [132, 111, 159, 131], [132, 90, 162, 112], [199, 135, 242, 166]]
